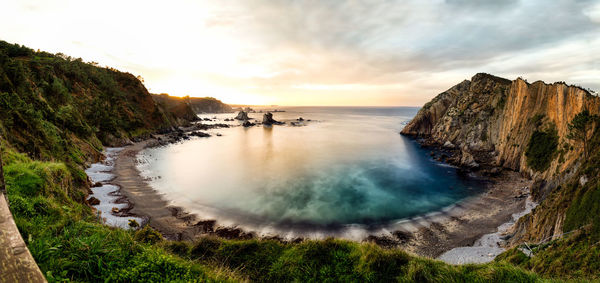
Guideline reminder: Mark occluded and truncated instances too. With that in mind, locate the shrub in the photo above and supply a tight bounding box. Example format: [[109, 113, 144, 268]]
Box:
[[526, 128, 559, 172], [134, 225, 163, 244]]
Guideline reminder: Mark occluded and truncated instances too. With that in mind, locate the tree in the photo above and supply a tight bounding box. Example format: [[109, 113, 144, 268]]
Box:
[[567, 110, 598, 160]]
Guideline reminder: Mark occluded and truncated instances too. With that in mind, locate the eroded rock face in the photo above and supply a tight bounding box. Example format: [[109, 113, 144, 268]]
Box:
[[262, 112, 284, 125], [402, 73, 600, 178], [401, 72, 600, 245], [235, 111, 249, 120]]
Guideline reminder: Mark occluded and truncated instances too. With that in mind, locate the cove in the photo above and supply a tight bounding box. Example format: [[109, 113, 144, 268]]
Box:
[[137, 107, 485, 235]]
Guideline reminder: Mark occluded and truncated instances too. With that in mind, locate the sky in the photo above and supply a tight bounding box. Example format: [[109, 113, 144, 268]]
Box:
[[1, 0, 599, 106]]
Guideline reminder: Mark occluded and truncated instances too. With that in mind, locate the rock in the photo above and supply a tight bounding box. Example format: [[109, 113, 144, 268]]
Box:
[[482, 167, 502, 176], [242, 121, 256, 127], [194, 220, 216, 233], [189, 131, 211, 137], [580, 175, 588, 186], [235, 111, 249, 120], [262, 112, 284, 125], [297, 117, 304, 121], [460, 149, 479, 168], [87, 197, 100, 205], [443, 141, 456, 149], [392, 230, 412, 244], [213, 227, 254, 239], [92, 182, 103, 188]]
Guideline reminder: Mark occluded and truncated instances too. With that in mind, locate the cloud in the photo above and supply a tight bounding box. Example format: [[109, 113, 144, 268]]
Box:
[[1, 0, 599, 105]]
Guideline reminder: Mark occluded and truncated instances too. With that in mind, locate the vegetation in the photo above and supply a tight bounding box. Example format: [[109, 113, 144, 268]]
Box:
[[567, 110, 599, 160], [2, 40, 600, 282], [496, 227, 600, 280], [0, 40, 186, 168], [526, 127, 559, 172]]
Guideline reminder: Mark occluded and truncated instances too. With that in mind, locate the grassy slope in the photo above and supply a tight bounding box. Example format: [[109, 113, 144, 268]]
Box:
[[0, 40, 591, 282]]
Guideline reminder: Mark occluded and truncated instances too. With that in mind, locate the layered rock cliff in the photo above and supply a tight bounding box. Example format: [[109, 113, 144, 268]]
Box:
[[402, 73, 600, 243]]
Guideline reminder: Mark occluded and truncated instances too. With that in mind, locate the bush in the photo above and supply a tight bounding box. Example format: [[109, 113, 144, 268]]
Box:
[[526, 128, 558, 172], [134, 225, 163, 244]]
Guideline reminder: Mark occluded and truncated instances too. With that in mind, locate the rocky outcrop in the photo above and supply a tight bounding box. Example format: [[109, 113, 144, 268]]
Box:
[[235, 111, 250, 121], [262, 112, 284, 125], [402, 73, 600, 244], [402, 73, 599, 178], [242, 121, 256, 127]]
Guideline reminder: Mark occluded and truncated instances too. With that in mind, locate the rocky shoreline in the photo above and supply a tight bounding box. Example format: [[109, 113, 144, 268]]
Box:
[[84, 117, 533, 260]]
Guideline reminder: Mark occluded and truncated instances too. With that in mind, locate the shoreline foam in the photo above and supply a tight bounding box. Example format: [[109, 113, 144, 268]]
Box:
[[85, 148, 144, 229]]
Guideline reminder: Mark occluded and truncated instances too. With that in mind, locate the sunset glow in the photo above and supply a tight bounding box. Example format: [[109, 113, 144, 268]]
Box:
[[2, 0, 599, 106]]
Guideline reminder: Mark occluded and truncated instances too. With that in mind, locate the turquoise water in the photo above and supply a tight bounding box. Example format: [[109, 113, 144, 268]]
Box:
[[137, 107, 484, 234]]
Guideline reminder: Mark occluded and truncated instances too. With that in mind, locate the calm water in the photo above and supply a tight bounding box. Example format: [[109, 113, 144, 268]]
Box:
[[137, 107, 484, 237]]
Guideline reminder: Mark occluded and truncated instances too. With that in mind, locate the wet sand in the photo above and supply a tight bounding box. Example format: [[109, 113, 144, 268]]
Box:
[[111, 137, 532, 257]]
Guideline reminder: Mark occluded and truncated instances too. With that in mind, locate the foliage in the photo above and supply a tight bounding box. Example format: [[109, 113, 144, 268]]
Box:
[[496, 228, 600, 280], [567, 110, 599, 160], [526, 127, 559, 172], [0, 40, 184, 169], [134, 225, 163, 245]]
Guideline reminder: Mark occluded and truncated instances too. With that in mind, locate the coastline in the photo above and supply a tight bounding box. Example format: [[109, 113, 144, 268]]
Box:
[[105, 135, 532, 258]]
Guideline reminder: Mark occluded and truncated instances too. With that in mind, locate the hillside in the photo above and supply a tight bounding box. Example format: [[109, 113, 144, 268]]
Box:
[[187, 96, 233, 113], [151, 94, 232, 120], [0, 41, 196, 162], [402, 73, 600, 278]]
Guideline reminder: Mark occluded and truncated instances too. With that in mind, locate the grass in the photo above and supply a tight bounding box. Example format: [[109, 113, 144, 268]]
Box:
[[496, 227, 600, 281]]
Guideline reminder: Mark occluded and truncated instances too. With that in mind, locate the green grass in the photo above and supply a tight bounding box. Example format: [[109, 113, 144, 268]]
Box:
[[496, 228, 600, 281]]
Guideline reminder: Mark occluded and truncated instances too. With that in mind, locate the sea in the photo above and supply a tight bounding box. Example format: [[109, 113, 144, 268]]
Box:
[[136, 106, 486, 239]]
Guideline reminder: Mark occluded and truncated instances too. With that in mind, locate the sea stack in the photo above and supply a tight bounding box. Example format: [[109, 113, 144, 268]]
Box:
[[262, 112, 284, 125], [235, 110, 249, 120]]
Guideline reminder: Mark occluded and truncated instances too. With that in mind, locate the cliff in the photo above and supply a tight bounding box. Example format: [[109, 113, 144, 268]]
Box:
[[151, 94, 199, 123], [402, 73, 600, 243]]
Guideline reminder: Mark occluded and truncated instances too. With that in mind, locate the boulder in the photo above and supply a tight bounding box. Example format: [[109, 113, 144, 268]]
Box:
[[87, 197, 100, 206], [443, 141, 456, 149], [242, 121, 256, 127], [190, 131, 211, 137], [460, 150, 479, 168], [235, 111, 249, 120]]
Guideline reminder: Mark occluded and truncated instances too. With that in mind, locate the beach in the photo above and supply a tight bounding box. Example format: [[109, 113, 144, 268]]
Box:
[[102, 135, 531, 259]]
